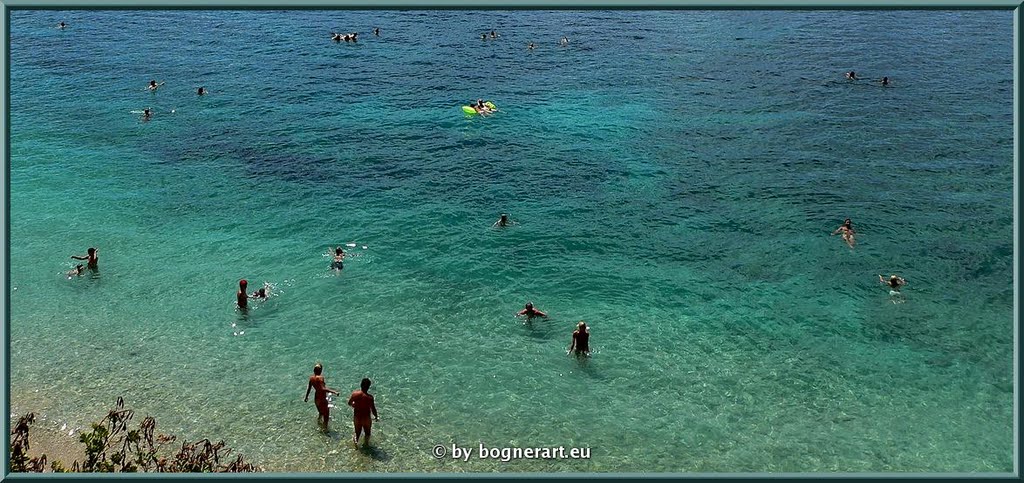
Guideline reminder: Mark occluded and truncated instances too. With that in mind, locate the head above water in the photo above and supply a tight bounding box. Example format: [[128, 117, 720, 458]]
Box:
[[361, 378, 372, 391], [313, 363, 323, 375], [525, 302, 533, 309], [577, 320, 587, 330], [87, 247, 96, 255], [239, 279, 247, 289], [335, 247, 343, 255]]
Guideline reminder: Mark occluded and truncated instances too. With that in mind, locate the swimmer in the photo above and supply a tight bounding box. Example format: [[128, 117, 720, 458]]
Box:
[[146, 80, 164, 92], [527, 42, 535, 50], [879, 274, 907, 303], [879, 274, 907, 291], [141, 108, 153, 121], [70, 247, 98, 270], [249, 283, 270, 300], [490, 30, 498, 39], [481, 33, 487, 40], [331, 32, 343, 41], [237, 279, 249, 309], [560, 36, 569, 45], [67, 264, 84, 279], [880, 76, 890, 86], [831, 218, 856, 249], [330, 246, 346, 271], [197, 86, 207, 95], [373, 27, 380, 36], [304, 363, 340, 429], [517, 302, 548, 319], [493, 213, 515, 227], [567, 321, 590, 356], [347, 378, 379, 445], [845, 71, 858, 80], [57, 21, 67, 29]]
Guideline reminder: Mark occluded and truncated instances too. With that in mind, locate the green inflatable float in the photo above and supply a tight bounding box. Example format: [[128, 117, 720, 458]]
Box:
[[462, 101, 496, 116]]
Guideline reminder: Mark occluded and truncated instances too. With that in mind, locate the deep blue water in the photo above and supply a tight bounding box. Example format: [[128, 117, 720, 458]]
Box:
[[7, 9, 1014, 472]]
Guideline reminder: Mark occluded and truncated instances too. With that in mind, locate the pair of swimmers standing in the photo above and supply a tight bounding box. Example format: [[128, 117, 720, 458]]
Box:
[[304, 363, 379, 445]]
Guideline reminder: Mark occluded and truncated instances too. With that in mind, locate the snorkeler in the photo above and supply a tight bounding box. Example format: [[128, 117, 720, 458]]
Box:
[[567, 321, 590, 356], [66, 264, 84, 279], [71, 247, 98, 270], [517, 302, 548, 319], [331, 246, 346, 271], [831, 218, 856, 249]]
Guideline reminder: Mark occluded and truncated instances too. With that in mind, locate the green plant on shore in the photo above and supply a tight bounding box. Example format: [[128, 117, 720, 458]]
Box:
[[9, 397, 259, 473]]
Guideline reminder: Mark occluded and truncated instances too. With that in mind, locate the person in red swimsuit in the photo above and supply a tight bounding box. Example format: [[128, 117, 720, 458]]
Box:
[[304, 363, 340, 429], [347, 378, 379, 445]]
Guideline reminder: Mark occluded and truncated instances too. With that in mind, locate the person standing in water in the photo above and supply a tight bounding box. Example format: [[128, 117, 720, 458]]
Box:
[[236, 279, 249, 309], [71, 247, 98, 270], [831, 218, 856, 248], [347, 378, 379, 445], [305, 363, 340, 429], [879, 274, 907, 303], [567, 321, 590, 356]]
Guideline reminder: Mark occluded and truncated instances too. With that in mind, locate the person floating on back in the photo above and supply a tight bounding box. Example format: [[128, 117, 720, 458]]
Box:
[[831, 218, 856, 249], [347, 378, 379, 446], [70, 247, 98, 270], [517, 302, 548, 320], [473, 99, 495, 116], [567, 321, 590, 356], [305, 363, 340, 429], [237, 279, 249, 310]]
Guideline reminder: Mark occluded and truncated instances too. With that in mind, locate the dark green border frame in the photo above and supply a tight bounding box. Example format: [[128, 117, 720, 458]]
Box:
[[0, 1, 1019, 480]]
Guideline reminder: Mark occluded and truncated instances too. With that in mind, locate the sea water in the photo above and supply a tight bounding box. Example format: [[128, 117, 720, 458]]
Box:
[[7, 9, 1013, 472]]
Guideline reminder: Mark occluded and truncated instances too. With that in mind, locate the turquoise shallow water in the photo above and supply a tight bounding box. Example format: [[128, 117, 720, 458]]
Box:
[[7, 9, 1014, 472]]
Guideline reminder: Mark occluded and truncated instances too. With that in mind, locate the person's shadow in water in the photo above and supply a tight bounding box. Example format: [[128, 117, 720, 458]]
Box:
[[356, 443, 391, 462]]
